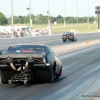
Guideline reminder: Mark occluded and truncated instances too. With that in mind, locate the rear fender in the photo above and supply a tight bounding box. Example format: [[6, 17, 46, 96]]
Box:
[[53, 61, 61, 75], [46, 52, 55, 69], [55, 64, 60, 74]]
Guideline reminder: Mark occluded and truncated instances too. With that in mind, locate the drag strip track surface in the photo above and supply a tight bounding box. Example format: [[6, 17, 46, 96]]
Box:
[[0, 32, 100, 52], [0, 33, 100, 100], [0, 44, 100, 100]]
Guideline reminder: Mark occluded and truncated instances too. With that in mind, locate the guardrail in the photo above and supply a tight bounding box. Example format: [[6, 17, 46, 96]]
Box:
[[0, 32, 99, 46]]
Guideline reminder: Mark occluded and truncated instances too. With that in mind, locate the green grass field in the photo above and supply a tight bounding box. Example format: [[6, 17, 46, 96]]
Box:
[[16, 23, 99, 34], [57, 24, 96, 33]]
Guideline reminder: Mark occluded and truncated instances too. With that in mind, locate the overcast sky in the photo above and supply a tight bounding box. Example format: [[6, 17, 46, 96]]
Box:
[[0, 0, 99, 18]]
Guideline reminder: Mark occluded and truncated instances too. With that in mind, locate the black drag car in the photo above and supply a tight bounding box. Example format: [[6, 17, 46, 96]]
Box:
[[62, 32, 77, 42], [62, 32, 70, 42], [0, 44, 62, 84]]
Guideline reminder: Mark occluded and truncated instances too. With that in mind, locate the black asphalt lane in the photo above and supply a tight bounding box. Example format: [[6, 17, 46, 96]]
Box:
[[0, 32, 100, 52], [0, 33, 100, 100], [0, 45, 100, 100]]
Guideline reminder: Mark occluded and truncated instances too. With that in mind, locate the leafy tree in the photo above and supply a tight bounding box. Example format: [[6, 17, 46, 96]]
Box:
[[6, 13, 95, 25], [13, 16, 19, 24], [66, 17, 77, 23], [0, 12, 8, 25], [89, 16, 94, 23], [57, 15, 63, 18], [36, 14, 45, 24], [23, 15, 30, 23], [31, 14, 35, 24]]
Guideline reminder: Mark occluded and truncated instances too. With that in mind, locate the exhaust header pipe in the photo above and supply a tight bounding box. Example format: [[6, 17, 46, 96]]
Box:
[[10, 62, 28, 71]]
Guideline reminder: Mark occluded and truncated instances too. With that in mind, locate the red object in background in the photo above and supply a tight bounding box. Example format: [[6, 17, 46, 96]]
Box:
[[22, 50, 35, 52], [36, 30, 39, 32], [69, 35, 74, 39], [62, 35, 66, 39]]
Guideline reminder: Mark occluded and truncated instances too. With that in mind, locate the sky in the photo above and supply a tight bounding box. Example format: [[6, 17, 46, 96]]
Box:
[[0, 0, 99, 18]]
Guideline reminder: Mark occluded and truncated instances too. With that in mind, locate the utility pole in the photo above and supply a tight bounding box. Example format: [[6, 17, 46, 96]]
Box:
[[63, 0, 66, 32], [30, 0, 32, 34], [98, 6, 100, 29], [11, 0, 13, 38], [95, 3, 100, 31], [88, 0, 89, 29], [47, 0, 51, 35], [77, 0, 78, 33]]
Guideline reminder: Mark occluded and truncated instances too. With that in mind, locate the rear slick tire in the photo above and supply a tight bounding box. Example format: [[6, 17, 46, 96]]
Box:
[[0, 70, 9, 84], [0, 70, 16, 84], [34, 68, 54, 83], [1, 75, 8, 84]]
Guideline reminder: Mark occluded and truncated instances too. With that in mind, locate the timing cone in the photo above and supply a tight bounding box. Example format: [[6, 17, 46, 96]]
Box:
[[86, 40, 89, 44]]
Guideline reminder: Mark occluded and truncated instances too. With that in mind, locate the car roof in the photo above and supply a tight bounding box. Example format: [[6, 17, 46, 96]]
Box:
[[70, 32, 74, 34], [63, 32, 75, 34], [7, 44, 51, 55], [7, 44, 49, 50], [10, 44, 47, 47]]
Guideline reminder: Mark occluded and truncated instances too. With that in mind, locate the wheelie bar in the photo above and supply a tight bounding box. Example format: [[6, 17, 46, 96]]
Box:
[[8, 68, 32, 84]]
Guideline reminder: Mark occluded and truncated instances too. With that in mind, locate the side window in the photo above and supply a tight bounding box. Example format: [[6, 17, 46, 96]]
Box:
[[7, 46, 17, 52]]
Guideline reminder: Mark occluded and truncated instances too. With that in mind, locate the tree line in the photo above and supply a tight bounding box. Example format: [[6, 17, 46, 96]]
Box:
[[0, 12, 99, 25]]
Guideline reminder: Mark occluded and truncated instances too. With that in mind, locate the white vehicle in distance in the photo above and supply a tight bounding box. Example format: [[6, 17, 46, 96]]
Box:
[[31, 30, 42, 36]]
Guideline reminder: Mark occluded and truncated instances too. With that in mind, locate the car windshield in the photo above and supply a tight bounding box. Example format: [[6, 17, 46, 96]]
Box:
[[63, 32, 70, 35], [7, 45, 45, 53], [69, 32, 74, 35]]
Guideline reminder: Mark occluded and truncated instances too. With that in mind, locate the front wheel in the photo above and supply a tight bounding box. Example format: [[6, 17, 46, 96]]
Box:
[[75, 38, 77, 41], [55, 73, 60, 79], [63, 40, 66, 42], [49, 68, 54, 82]]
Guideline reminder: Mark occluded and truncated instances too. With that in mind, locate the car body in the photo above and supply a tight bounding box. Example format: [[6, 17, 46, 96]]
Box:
[[62, 32, 70, 42], [62, 32, 77, 42], [0, 44, 62, 84]]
